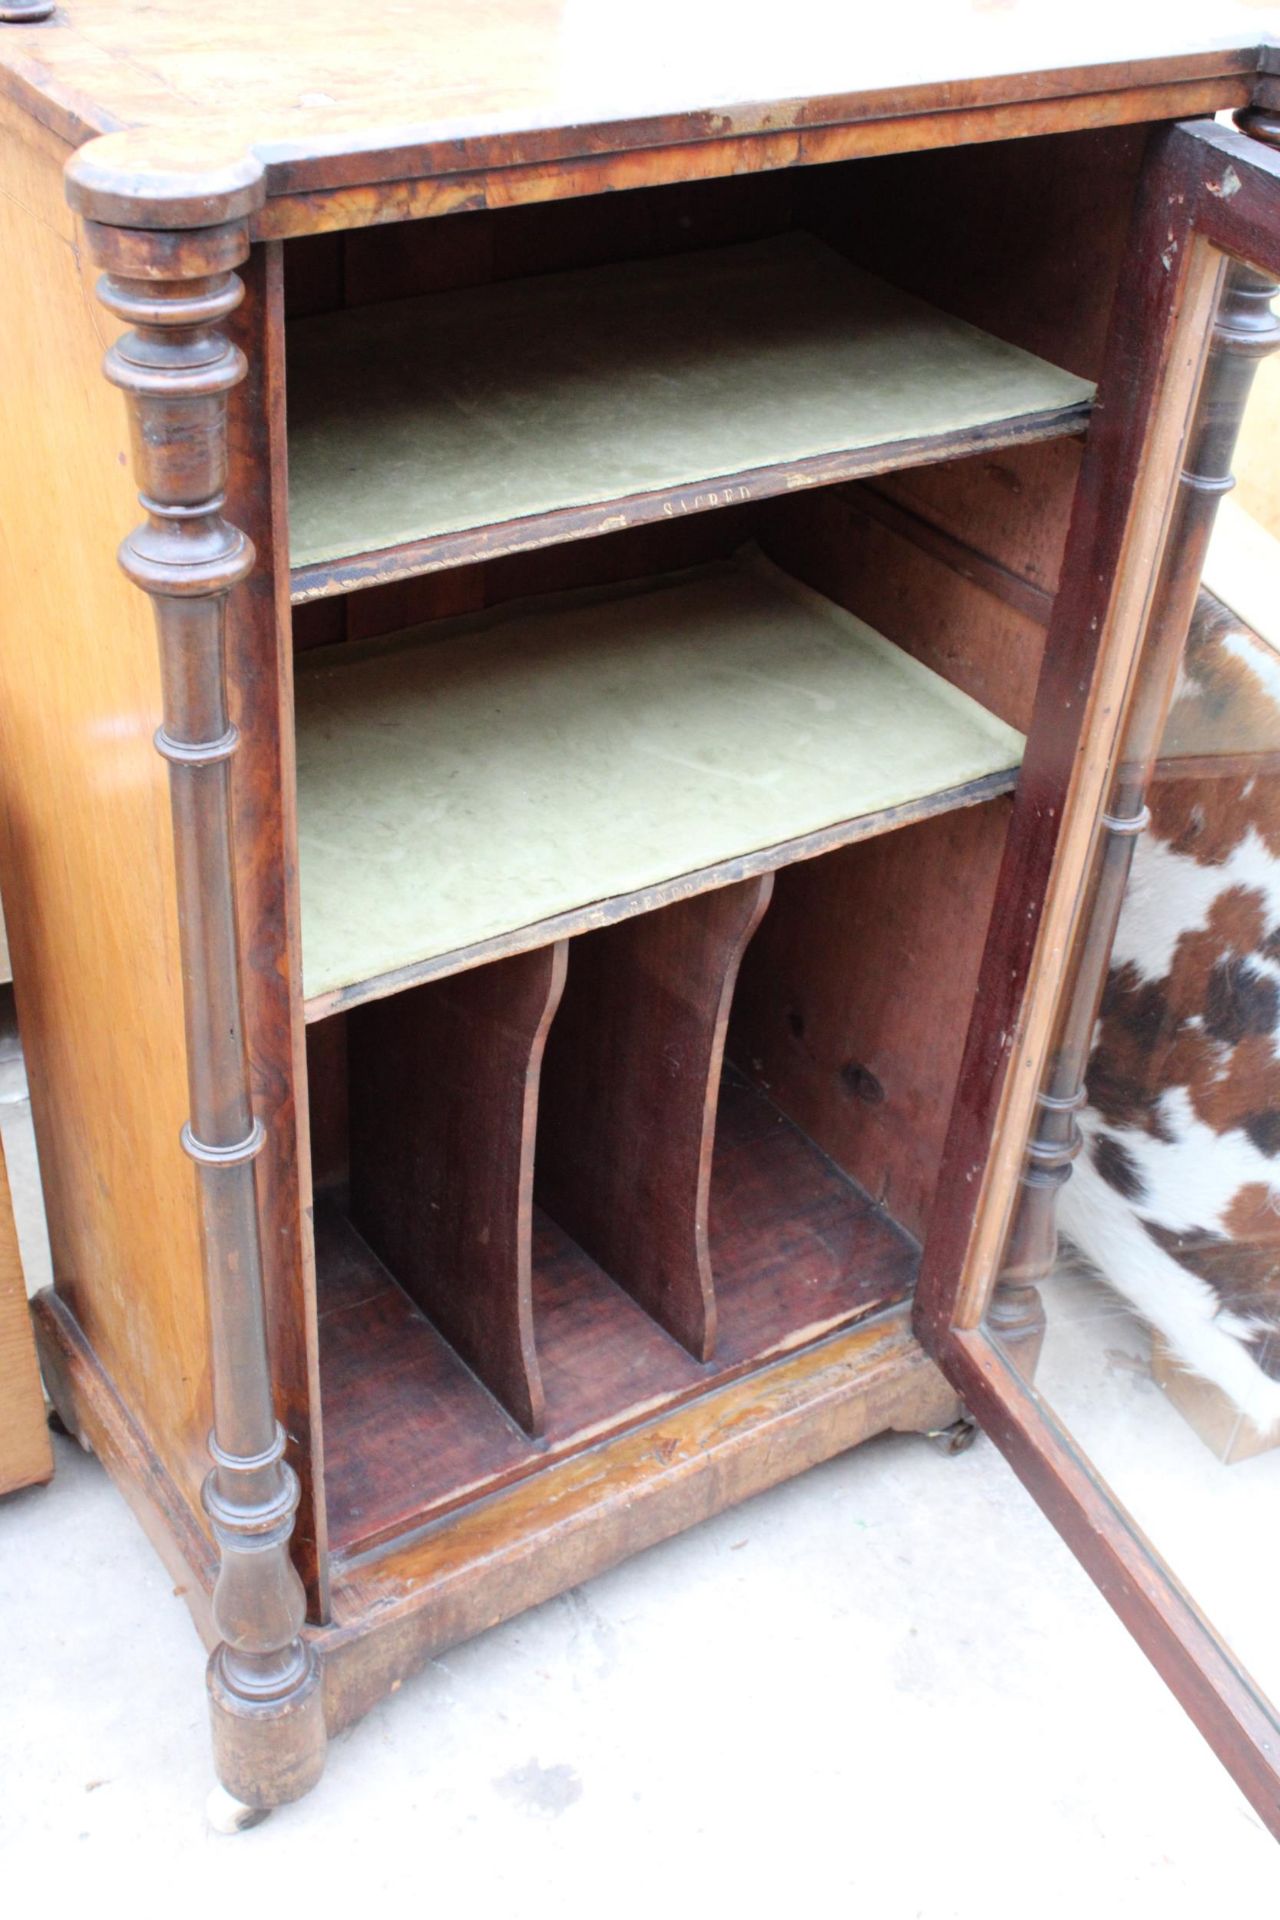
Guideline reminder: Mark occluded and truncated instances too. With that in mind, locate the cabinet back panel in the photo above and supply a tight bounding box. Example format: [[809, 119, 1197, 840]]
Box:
[[291, 506, 756, 653], [760, 474, 1051, 734], [869, 433, 1082, 602], [800, 125, 1147, 382], [284, 171, 799, 320]]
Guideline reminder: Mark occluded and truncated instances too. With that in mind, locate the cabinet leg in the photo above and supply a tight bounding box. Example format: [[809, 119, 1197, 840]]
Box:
[[66, 140, 328, 1811], [207, 1635, 325, 1813]]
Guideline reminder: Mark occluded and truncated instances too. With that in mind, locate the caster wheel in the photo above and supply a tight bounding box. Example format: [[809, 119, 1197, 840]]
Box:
[[926, 1414, 978, 1457], [47, 1407, 93, 1452], [206, 1784, 272, 1833]]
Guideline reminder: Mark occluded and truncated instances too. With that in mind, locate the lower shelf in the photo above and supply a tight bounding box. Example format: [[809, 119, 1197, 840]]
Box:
[[318, 1068, 918, 1560]]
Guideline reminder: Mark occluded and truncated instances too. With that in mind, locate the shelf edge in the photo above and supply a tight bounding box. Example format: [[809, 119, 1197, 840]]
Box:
[[302, 765, 1020, 1023], [288, 401, 1092, 606]]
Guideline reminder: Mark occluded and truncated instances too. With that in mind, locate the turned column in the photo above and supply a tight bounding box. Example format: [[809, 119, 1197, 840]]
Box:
[[64, 141, 326, 1811], [989, 239, 1280, 1375]]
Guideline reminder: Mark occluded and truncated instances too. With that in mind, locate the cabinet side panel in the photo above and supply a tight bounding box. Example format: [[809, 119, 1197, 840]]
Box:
[[0, 100, 210, 1518], [729, 799, 1013, 1243]]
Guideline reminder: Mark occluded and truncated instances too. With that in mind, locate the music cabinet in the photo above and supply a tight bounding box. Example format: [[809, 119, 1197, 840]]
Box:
[[3, 1, 1280, 1830]]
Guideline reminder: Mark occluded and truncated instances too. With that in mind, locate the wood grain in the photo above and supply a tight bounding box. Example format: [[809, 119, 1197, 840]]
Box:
[[347, 943, 566, 1435], [80, 202, 326, 1801], [285, 233, 1090, 595], [866, 435, 1083, 605], [319, 1068, 918, 1559], [319, 1300, 957, 1733], [921, 120, 1280, 1849], [914, 135, 1228, 1348], [226, 241, 328, 1618], [730, 799, 1013, 1243], [804, 125, 1151, 382], [538, 877, 771, 1358], [0, 94, 211, 1537], [253, 79, 1249, 245], [0, 4, 1255, 203], [0, 1137, 51, 1496], [2, 4, 1272, 1819], [762, 482, 1051, 734]]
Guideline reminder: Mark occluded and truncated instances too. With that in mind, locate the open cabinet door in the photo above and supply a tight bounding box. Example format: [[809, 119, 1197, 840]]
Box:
[[917, 113, 1280, 1840]]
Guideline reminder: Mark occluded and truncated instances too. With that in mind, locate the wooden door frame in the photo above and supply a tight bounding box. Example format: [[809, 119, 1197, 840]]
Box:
[[916, 118, 1280, 1841]]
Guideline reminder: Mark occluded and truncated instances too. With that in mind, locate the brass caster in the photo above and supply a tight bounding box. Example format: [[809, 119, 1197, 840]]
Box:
[[206, 1784, 272, 1834], [926, 1414, 978, 1456]]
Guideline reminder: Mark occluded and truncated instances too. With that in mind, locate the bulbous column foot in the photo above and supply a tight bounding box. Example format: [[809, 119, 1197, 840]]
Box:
[[208, 1642, 327, 1812]]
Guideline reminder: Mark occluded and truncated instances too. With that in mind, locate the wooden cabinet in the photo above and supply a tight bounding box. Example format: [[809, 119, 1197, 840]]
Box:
[[2, 0, 1279, 1832], [0, 1134, 51, 1498]]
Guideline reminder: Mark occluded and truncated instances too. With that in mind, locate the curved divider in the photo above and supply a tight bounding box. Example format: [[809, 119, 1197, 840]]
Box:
[[346, 941, 568, 1436], [535, 874, 774, 1361]]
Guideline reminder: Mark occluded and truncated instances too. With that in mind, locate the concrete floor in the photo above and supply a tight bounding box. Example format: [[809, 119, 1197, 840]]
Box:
[[1039, 1265, 1280, 1711], [4, 1396, 1278, 1906], [0, 1035, 1277, 1904]]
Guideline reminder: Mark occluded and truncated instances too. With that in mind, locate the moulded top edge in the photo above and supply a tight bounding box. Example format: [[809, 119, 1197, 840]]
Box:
[[0, 2, 1267, 219]]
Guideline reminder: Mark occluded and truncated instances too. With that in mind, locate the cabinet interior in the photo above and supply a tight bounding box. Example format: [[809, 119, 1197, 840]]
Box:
[[285, 125, 1145, 1571]]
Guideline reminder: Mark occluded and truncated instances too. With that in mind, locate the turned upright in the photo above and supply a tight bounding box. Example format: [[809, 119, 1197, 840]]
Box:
[[988, 144, 1280, 1374], [65, 144, 326, 1808]]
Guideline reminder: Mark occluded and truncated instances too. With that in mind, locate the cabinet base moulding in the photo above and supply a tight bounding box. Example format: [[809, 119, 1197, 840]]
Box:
[[31, 1282, 956, 1735]]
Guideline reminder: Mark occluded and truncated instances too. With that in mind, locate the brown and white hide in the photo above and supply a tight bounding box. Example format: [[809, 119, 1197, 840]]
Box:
[[1059, 597, 1280, 1429]]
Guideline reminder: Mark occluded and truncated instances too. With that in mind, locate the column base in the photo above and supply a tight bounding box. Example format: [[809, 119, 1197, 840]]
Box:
[[207, 1641, 328, 1810]]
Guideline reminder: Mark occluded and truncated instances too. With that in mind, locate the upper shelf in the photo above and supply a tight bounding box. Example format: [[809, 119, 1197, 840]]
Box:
[[295, 550, 1024, 1018], [286, 232, 1093, 601]]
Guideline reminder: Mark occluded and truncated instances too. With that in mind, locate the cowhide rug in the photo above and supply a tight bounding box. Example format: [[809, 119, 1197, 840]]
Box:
[[1058, 595, 1280, 1431]]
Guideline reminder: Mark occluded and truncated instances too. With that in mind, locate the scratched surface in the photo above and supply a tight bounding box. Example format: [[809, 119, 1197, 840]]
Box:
[[294, 548, 1025, 999], [287, 233, 1091, 571]]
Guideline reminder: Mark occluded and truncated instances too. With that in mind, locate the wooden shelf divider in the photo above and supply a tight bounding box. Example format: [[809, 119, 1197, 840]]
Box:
[[536, 875, 773, 1360], [316, 1059, 921, 1562], [346, 941, 567, 1435]]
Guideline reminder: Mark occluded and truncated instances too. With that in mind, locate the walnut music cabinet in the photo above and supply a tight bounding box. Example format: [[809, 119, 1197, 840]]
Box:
[[3, 1, 1280, 1835]]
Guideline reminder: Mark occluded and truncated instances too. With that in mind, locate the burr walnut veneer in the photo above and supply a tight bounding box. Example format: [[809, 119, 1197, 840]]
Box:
[[3, 0, 1280, 1831]]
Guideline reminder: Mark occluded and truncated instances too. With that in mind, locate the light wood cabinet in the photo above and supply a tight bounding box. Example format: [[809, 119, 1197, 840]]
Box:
[[0, 1137, 51, 1498], [2, 0, 1279, 1833]]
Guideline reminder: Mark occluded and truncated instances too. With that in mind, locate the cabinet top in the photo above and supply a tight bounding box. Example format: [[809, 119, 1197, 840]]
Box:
[[1, 1, 1275, 230]]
